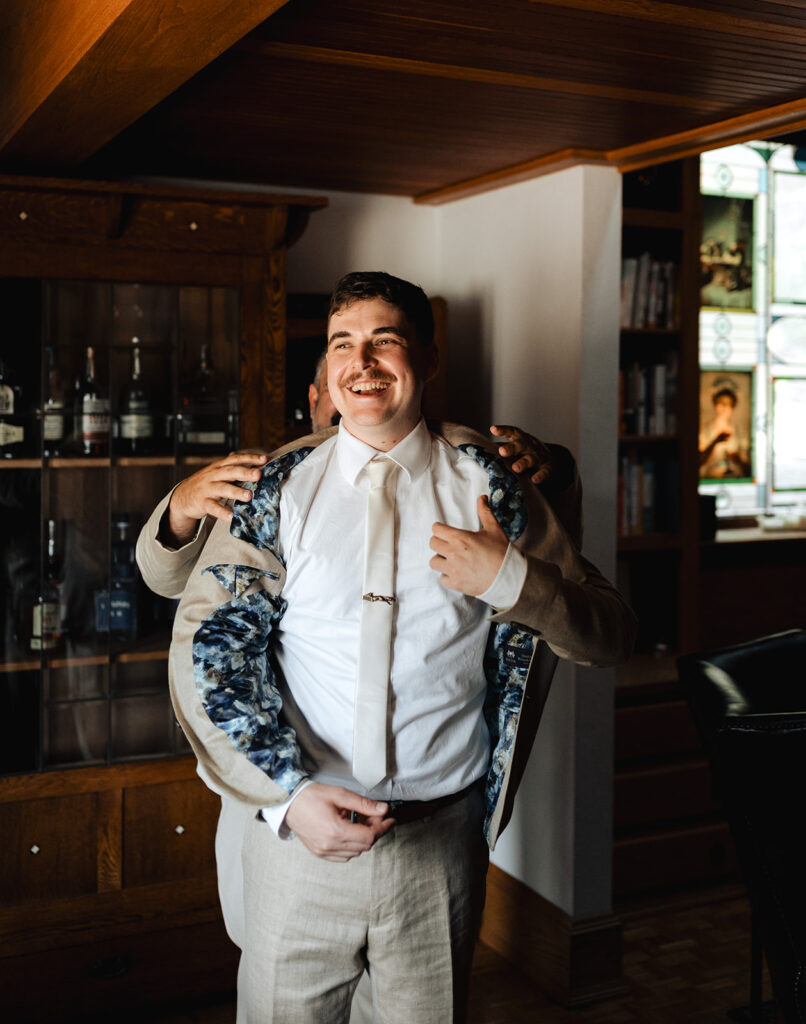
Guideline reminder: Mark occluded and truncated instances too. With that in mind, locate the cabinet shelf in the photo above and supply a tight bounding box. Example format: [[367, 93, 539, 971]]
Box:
[[115, 455, 176, 467], [48, 457, 111, 468], [622, 208, 684, 230], [620, 327, 680, 339], [1, 643, 170, 674], [618, 532, 683, 552], [0, 459, 42, 469], [619, 433, 678, 444]]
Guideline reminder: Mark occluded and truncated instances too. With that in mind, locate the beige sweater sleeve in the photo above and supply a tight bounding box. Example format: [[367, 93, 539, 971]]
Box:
[[135, 488, 217, 599], [491, 481, 636, 668]]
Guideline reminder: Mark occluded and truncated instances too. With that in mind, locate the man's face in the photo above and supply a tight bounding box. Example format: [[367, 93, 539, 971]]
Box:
[[326, 297, 436, 450]]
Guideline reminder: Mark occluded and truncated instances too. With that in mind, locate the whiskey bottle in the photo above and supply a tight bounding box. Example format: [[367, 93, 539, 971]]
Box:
[[43, 347, 67, 457], [31, 519, 62, 652], [179, 343, 227, 453], [96, 513, 138, 640], [76, 346, 110, 457], [0, 357, 25, 458], [118, 336, 154, 455]]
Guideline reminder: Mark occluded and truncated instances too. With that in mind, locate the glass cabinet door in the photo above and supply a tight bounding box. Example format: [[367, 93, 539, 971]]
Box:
[[0, 278, 240, 774]]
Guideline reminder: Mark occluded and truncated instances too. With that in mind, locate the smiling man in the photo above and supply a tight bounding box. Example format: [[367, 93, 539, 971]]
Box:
[[162, 271, 635, 1023]]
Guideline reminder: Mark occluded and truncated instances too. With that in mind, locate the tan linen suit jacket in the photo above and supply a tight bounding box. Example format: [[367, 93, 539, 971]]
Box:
[[137, 423, 635, 849]]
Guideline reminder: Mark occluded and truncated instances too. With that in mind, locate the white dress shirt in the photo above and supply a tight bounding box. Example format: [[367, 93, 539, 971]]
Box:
[[263, 418, 526, 833]]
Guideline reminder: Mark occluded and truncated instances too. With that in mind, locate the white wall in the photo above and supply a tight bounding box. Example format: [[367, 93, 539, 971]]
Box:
[[280, 168, 622, 918], [286, 190, 439, 296], [436, 166, 622, 917]]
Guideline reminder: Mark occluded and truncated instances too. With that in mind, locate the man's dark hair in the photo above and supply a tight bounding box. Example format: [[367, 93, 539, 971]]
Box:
[[329, 272, 434, 348]]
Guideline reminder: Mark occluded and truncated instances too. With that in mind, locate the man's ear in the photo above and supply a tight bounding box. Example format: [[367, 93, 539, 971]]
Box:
[[308, 383, 319, 419], [421, 343, 440, 385]]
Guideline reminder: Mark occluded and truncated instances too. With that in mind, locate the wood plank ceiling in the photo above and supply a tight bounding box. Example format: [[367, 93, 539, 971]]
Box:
[[3, 0, 806, 202]]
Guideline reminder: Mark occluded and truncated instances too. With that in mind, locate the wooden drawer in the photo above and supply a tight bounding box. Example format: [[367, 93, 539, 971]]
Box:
[[614, 757, 720, 829], [0, 919, 238, 1023], [613, 821, 739, 899], [123, 777, 219, 888], [0, 792, 101, 903], [122, 198, 275, 253], [615, 699, 703, 762], [0, 189, 113, 244]]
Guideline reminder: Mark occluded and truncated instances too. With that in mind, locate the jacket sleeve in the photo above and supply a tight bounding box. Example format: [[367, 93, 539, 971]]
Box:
[[168, 502, 309, 810], [492, 480, 636, 668], [135, 488, 217, 599]]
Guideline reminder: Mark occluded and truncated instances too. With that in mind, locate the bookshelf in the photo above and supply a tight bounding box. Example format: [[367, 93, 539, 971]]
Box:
[[613, 159, 725, 902]]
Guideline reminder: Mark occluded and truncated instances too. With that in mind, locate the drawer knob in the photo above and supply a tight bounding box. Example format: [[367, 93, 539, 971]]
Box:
[[174, 825, 185, 835], [30, 844, 41, 854], [188, 221, 198, 231], [19, 210, 29, 221]]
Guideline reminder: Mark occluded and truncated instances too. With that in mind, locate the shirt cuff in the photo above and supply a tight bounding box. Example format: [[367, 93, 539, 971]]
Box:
[[479, 543, 527, 611], [157, 496, 205, 552], [260, 779, 313, 839]]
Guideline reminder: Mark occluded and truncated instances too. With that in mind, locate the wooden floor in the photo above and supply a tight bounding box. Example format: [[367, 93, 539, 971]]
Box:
[[142, 886, 772, 1024]]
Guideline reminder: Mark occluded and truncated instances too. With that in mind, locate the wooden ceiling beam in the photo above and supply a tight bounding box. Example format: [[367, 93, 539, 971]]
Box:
[[531, 0, 806, 46], [0, 0, 291, 166], [238, 39, 724, 112]]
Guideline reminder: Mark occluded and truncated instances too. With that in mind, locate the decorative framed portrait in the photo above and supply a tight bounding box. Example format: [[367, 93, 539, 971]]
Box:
[[699, 369, 754, 481], [700, 195, 754, 311]]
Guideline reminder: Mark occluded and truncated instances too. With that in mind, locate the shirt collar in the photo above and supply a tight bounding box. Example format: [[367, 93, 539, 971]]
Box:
[[336, 417, 432, 487]]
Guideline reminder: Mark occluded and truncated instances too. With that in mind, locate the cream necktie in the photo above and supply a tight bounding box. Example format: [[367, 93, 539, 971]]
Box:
[[352, 456, 400, 791]]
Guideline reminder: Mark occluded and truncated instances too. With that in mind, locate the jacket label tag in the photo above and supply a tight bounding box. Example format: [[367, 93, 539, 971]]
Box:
[[503, 643, 532, 671]]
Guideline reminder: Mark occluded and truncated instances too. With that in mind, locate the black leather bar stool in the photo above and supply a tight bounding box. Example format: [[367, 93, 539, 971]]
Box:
[[678, 629, 806, 1024]]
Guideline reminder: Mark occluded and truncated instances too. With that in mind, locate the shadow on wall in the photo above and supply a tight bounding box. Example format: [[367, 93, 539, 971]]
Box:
[[442, 294, 490, 430]]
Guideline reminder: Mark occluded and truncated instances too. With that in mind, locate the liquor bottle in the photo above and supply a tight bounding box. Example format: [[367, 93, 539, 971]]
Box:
[[226, 386, 240, 451], [31, 519, 62, 652], [76, 346, 110, 456], [43, 347, 67, 457], [94, 513, 138, 640], [0, 357, 25, 458], [118, 336, 154, 455], [179, 343, 227, 453], [111, 513, 138, 639]]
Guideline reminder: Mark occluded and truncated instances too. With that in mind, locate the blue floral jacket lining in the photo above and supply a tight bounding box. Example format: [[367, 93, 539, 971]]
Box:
[[191, 443, 536, 843]]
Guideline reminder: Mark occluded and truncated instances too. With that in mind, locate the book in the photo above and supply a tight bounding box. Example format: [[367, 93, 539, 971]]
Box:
[[620, 258, 638, 329]]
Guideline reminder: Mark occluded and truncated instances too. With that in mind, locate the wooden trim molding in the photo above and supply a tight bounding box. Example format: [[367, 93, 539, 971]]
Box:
[[608, 97, 806, 173], [414, 96, 806, 204], [414, 149, 610, 205], [480, 863, 625, 1007]]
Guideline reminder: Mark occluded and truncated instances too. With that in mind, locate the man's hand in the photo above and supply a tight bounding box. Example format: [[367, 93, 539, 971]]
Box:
[[165, 452, 268, 547], [284, 783, 394, 862], [429, 495, 509, 595], [490, 424, 553, 485]]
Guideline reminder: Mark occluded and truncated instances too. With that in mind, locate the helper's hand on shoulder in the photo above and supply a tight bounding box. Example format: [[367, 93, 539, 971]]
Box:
[[489, 424, 553, 485], [165, 452, 268, 547], [284, 783, 394, 862], [430, 495, 509, 596]]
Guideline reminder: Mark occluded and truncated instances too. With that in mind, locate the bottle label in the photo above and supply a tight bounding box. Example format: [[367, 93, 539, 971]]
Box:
[[82, 398, 110, 441], [184, 429, 226, 445], [0, 421, 24, 445], [0, 384, 13, 415], [109, 589, 136, 631], [44, 410, 65, 441], [31, 602, 60, 650], [95, 588, 136, 633], [121, 412, 154, 439]]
